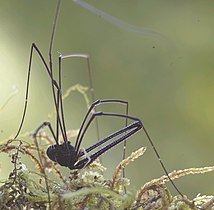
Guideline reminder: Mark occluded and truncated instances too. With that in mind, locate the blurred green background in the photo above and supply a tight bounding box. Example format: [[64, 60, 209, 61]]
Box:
[[0, 0, 214, 198]]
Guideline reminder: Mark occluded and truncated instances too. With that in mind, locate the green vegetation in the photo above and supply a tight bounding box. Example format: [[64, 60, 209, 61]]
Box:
[[0, 136, 213, 209]]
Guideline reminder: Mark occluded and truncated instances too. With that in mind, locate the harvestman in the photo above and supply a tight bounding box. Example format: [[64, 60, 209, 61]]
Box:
[[14, 0, 183, 198]]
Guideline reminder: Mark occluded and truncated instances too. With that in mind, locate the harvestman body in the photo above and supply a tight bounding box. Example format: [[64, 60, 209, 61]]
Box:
[[14, 0, 183, 198]]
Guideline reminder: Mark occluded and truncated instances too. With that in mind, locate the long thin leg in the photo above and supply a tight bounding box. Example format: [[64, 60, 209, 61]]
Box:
[[85, 120, 141, 154], [88, 124, 140, 161], [57, 56, 67, 142], [74, 99, 129, 153], [58, 54, 100, 143], [14, 0, 64, 141], [14, 43, 50, 139], [73, 114, 142, 169], [34, 2, 62, 210], [12, 44, 66, 144], [74, 110, 184, 197], [122, 102, 128, 194], [142, 126, 183, 197], [13, 43, 66, 144], [56, 53, 101, 143], [122, 102, 128, 183], [33, 134, 52, 210], [32, 121, 57, 210], [33, 121, 58, 144], [76, 111, 141, 153], [48, 0, 64, 145]]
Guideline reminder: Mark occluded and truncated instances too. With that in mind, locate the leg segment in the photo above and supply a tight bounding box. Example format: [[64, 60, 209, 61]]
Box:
[[33, 121, 58, 144], [74, 99, 129, 153], [72, 111, 142, 169], [14, 43, 63, 140]]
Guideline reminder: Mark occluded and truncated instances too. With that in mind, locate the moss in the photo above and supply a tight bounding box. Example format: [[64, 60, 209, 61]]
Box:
[[0, 137, 214, 209]]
